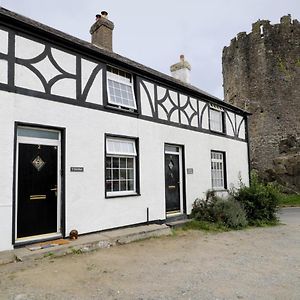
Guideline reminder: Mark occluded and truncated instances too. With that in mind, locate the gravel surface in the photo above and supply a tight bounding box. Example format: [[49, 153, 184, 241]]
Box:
[[0, 208, 299, 300]]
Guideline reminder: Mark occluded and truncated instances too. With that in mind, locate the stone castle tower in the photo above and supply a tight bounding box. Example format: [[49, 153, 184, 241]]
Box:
[[222, 15, 300, 192]]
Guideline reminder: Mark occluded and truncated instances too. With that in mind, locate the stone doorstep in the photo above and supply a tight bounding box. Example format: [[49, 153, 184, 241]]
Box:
[[1, 224, 172, 265], [165, 219, 192, 229]]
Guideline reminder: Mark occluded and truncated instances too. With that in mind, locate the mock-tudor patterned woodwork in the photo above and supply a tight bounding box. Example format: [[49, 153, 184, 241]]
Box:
[[0, 25, 247, 141]]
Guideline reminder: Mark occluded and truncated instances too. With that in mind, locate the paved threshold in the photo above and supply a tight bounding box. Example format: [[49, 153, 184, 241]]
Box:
[[0, 224, 172, 265]]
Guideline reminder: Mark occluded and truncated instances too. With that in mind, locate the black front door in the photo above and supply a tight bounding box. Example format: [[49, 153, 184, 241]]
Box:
[[17, 143, 58, 238], [165, 154, 180, 212]]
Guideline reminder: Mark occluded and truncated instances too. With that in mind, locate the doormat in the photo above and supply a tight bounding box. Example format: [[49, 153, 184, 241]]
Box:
[[27, 239, 69, 251]]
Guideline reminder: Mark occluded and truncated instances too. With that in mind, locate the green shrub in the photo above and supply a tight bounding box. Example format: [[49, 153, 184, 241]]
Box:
[[231, 172, 280, 225], [191, 191, 248, 229]]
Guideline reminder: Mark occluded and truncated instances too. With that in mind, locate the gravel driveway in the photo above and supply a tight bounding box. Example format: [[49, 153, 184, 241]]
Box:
[[0, 208, 299, 300]]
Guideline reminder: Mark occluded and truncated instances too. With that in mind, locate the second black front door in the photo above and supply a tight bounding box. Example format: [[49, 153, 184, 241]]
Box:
[[17, 143, 58, 238], [165, 153, 180, 212]]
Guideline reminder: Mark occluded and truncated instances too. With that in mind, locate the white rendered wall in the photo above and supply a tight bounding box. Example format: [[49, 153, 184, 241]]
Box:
[[0, 28, 249, 251], [0, 90, 249, 251]]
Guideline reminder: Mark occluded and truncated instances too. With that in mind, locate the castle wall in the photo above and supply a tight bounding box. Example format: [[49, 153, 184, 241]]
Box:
[[222, 15, 300, 191]]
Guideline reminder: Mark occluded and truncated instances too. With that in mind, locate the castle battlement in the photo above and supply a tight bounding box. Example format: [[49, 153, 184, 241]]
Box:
[[222, 15, 300, 192]]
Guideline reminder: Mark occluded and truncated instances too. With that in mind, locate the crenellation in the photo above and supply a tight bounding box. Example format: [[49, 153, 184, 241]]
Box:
[[222, 15, 300, 192]]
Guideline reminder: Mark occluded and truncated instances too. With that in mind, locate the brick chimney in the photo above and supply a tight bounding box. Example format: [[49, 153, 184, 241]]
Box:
[[90, 11, 114, 51], [170, 55, 191, 84]]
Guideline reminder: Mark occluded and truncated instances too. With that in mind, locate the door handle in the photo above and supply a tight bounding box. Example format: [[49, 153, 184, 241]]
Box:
[[30, 195, 46, 200], [168, 185, 176, 189]]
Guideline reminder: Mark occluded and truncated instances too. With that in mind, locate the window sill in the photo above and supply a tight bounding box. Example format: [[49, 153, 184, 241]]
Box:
[[104, 104, 139, 115], [211, 188, 228, 192], [105, 192, 141, 199]]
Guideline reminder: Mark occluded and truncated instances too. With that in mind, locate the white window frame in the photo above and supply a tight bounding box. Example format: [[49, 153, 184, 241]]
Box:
[[209, 104, 224, 133], [105, 137, 138, 197], [211, 151, 226, 190], [107, 67, 137, 110]]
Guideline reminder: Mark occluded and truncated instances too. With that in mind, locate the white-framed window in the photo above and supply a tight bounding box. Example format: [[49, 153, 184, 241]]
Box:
[[209, 104, 224, 133], [107, 66, 136, 110], [211, 151, 226, 189], [105, 137, 138, 197]]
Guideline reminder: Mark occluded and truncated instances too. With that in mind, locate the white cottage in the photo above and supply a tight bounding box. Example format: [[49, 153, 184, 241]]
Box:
[[0, 8, 250, 251]]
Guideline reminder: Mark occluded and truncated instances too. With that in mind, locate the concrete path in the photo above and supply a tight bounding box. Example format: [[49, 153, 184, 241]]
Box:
[[0, 223, 171, 265]]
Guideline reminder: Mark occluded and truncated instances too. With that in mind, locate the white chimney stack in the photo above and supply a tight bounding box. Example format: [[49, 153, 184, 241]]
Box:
[[170, 54, 191, 84]]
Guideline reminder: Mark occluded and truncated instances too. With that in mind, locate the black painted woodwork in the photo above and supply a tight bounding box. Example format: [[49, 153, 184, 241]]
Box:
[[17, 143, 58, 238], [165, 154, 180, 212]]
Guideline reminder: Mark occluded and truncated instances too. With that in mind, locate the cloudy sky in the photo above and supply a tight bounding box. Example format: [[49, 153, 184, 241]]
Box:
[[0, 0, 299, 98]]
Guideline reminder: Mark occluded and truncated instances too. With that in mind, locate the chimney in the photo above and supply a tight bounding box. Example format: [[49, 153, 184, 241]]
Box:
[[170, 55, 191, 84], [90, 11, 114, 51]]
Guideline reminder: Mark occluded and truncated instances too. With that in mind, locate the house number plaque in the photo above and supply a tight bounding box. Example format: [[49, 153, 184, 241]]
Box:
[[70, 167, 84, 172], [187, 168, 193, 174]]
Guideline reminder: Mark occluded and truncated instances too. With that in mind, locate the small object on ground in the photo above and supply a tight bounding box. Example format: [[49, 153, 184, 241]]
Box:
[[69, 229, 79, 240]]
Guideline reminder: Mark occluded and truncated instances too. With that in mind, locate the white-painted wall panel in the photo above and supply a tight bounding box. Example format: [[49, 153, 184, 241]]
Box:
[[226, 111, 235, 136], [157, 86, 166, 100], [201, 106, 209, 129], [142, 81, 155, 108], [140, 81, 154, 117], [51, 78, 76, 99], [33, 56, 61, 82], [189, 97, 198, 127], [15, 35, 45, 59], [236, 115, 246, 139], [81, 59, 103, 105], [51, 48, 76, 74], [0, 29, 8, 54], [0, 60, 8, 84], [0, 95, 16, 251], [85, 69, 103, 105], [15, 64, 45, 92]]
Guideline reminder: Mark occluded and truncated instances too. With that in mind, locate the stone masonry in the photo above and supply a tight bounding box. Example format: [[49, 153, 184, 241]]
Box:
[[222, 15, 300, 192]]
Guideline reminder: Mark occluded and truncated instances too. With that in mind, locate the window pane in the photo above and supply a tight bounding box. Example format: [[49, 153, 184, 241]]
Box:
[[106, 157, 112, 168], [113, 169, 119, 179], [113, 181, 120, 191], [106, 169, 112, 180], [120, 169, 126, 180], [107, 69, 136, 109], [127, 158, 134, 168], [210, 109, 223, 132], [106, 139, 136, 156], [128, 180, 134, 191], [120, 158, 126, 168], [127, 169, 134, 180], [120, 181, 126, 191], [17, 128, 59, 140], [106, 181, 112, 192], [211, 151, 225, 189], [113, 157, 119, 168]]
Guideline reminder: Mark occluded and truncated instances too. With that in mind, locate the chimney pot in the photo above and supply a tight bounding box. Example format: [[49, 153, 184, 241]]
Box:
[[101, 11, 108, 18]]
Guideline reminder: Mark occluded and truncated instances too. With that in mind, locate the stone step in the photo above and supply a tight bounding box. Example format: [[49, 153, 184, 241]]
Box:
[[165, 219, 192, 229]]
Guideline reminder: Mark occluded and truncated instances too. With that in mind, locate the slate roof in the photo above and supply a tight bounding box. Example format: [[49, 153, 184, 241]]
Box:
[[0, 6, 249, 115]]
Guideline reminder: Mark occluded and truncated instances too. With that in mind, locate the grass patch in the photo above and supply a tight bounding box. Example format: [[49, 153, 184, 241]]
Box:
[[250, 219, 281, 227], [43, 252, 54, 258], [179, 219, 281, 234], [181, 220, 230, 232], [278, 194, 300, 207]]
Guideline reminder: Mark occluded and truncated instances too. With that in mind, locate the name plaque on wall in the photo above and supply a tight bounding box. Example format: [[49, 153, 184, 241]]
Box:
[[187, 168, 193, 174], [70, 167, 84, 172]]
